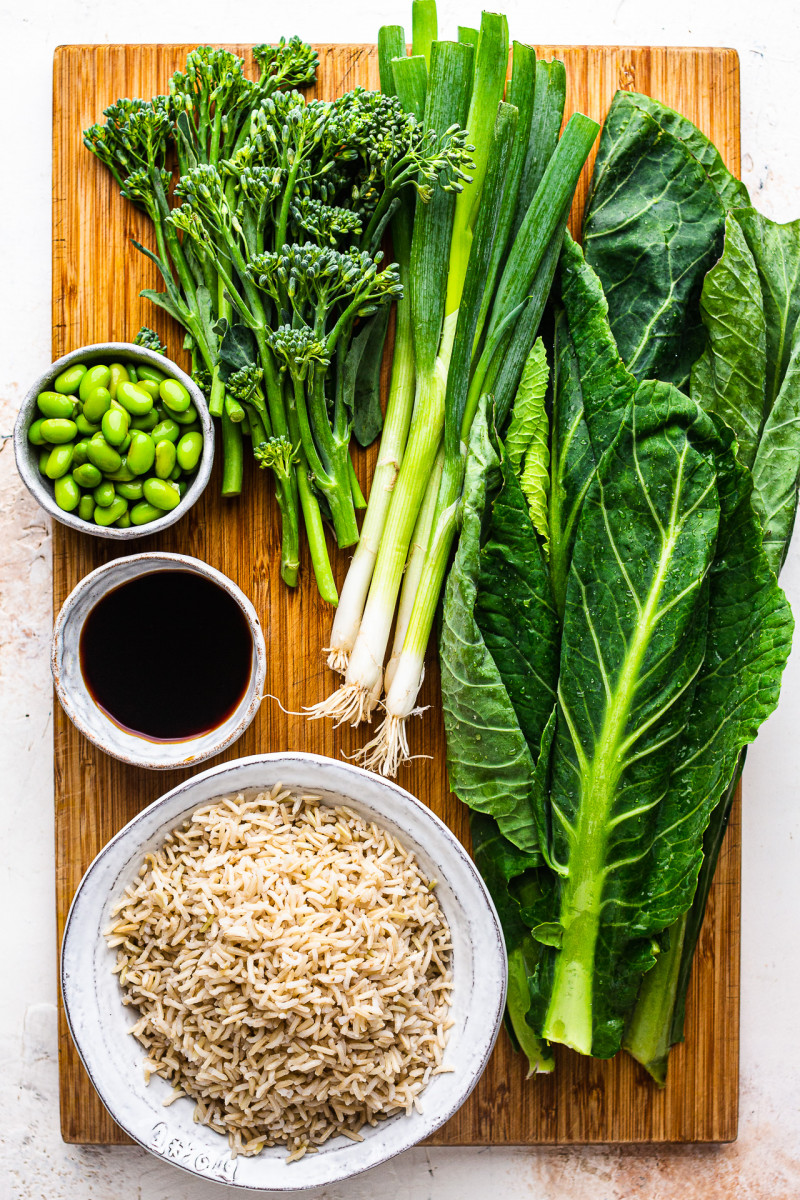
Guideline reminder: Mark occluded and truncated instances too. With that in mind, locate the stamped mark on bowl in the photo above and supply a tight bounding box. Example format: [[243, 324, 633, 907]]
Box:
[[150, 1121, 238, 1183]]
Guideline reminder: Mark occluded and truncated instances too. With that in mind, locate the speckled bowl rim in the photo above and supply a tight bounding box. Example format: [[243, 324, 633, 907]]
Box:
[[51, 552, 266, 770], [61, 752, 508, 1191], [13, 341, 214, 539]]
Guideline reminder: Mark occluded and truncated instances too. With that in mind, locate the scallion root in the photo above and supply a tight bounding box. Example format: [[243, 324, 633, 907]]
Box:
[[304, 682, 378, 728], [354, 704, 429, 776], [324, 645, 350, 675]]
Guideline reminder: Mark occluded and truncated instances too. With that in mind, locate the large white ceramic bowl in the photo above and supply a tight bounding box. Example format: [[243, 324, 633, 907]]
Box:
[[52, 552, 266, 770], [61, 753, 507, 1191]]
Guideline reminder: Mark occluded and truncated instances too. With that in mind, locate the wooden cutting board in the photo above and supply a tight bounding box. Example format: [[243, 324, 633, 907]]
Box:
[[52, 41, 742, 1146]]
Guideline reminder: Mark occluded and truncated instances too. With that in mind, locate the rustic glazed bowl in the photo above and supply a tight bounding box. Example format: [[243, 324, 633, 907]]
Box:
[[13, 341, 214, 539], [52, 552, 266, 769], [61, 753, 507, 1191]]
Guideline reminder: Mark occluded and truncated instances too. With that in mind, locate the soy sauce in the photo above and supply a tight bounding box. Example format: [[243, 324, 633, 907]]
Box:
[[80, 570, 253, 742]]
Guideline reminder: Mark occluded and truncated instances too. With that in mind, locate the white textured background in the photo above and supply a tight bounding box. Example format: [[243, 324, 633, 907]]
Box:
[[1, 0, 799, 1196]]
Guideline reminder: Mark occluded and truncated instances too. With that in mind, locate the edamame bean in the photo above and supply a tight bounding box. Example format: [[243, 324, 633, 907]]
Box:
[[40, 418, 77, 444], [119, 433, 132, 454], [54, 474, 80, 512], [72, 439, 91, 467], [127, 431, 156, 475], [104, 457, 136, 483], [72, 463, 103, 489], [137, 364, 166, 383], [78, 495, 95, 522], [93, 481, 117, 508], [82, 386, 112, 423], [28, 419, 47, 446], [45, 444, 74, 479], [94, 497, 128, 527], [116, 381, 154, 416], [136, 379, 161, 401], [142, 477, 181, 511], [101, 407, 130, 446], [115, 511, 132, 528], [150, 418, 180, 443], [86, 437, 122, 474], [177, 431, 203, 472], [53, 364, 87, 395], [130, 500, 162, 525], [171, 402, 199, 426], [154, 439, 177, 479], [177, 480, 188, 498], [169, 464, 181, 481], [159, 378, 191, 413], [75, 413, 101, 436], [108, 363, 130, 399], [115, 480, 144, 501], [78, 364, 112, 402], [37, 391, 76, 420], [127, 364, 139, 383], [38, 448, 50, 474], [130, 409, 159, 432]]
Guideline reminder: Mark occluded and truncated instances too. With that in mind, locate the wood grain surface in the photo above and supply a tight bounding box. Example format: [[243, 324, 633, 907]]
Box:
[[53, 41, 742, 1146]]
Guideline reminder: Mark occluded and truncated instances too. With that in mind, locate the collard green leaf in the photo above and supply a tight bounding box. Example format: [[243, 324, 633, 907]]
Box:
[[476, 455, 560, 760], [620, 91, 750, 212], [692, 208, 800, 572], [558, 233, 637, 459], [548, 306, 598, 619], [504, 337, 551, 548], [507, 945, 554, 1075], [583, 91, 727, 388], [691, 214, 767, 470], [471, 812, 554, 1075], [751, 325, 800, 573], [538, 386, 722, 1057], [735, 209, 800, 411], [533, 383, 793, 1059], [504, 337, 549, 474], [470, 811, 540, 950], [440, 401, 541, 856], [625, 412, 793, 1078]]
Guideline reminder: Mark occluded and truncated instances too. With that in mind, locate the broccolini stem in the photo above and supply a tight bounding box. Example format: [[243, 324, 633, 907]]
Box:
[[220, 409, 244, 496]]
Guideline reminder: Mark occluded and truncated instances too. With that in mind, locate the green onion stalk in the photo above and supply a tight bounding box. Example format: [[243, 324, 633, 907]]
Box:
[[310, 2, 599, 771], [365, 109, 600, 774], [311, 10, 510, 727]]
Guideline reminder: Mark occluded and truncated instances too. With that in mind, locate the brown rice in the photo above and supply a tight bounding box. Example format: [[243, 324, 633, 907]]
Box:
[[106, 785, 454, 1159]]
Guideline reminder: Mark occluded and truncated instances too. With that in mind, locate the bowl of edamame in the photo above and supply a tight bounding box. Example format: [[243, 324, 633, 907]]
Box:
[[13, 342, 214, 538]]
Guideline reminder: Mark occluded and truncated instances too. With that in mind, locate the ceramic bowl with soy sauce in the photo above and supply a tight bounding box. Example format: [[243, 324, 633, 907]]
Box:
[[52, 552, 266, 769]]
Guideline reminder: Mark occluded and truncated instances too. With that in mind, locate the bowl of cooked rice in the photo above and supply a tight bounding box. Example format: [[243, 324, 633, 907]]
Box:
[[61, 753, 507, 1190]]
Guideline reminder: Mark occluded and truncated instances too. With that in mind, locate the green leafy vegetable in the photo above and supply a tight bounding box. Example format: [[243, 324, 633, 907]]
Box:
[[691, 214, 767, 469], [583, 91, 728, 388], [440, 402, 540, 855], [504, 337, 550, 546]]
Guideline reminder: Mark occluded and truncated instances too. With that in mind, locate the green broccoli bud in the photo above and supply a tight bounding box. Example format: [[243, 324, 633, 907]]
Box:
[[226, 364, 265, 404], [134, 327, 167, 355], [253, 37, 318, 91], [254, 435, 298, 478], [267, 324, 330, 380]]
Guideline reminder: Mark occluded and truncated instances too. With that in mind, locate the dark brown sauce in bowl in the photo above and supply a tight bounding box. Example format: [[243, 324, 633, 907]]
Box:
[[79, 570, 253, 742]]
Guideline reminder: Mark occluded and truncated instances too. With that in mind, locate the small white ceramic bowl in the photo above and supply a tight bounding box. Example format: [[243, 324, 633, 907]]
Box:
[[52, 552, 266, 770], [14, 342, 214, 539], [61, 753, 507, 1191]]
